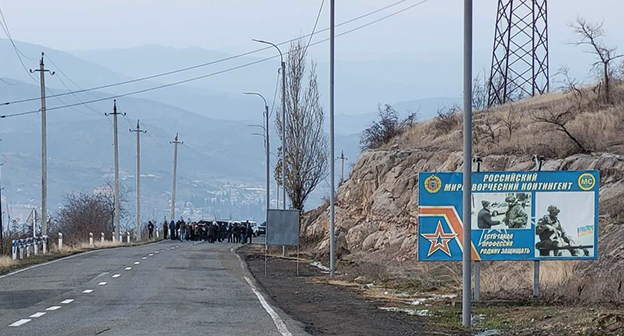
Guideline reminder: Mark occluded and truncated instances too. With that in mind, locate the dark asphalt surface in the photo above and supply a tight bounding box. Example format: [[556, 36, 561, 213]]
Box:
[[0, 239, 308, 336]]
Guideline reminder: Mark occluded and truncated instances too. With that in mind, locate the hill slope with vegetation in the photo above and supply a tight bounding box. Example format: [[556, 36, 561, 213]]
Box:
[[302, 82, 624, 304]]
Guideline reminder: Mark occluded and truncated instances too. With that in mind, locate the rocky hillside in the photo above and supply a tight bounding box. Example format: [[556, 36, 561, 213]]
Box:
[[302, 84, 624, 302]]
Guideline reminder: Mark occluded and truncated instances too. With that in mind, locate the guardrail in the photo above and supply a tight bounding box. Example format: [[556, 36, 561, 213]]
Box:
[[12, 236, 49, 261], [10, 231, 139, 261]]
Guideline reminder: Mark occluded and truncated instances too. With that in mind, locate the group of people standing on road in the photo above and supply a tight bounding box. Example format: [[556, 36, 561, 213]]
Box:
[[158, 218, 255, 244]]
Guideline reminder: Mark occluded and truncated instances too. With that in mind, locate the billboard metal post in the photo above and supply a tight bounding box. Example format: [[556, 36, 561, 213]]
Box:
[[533, 155, 544, 298], [473, 157, 482, 302]]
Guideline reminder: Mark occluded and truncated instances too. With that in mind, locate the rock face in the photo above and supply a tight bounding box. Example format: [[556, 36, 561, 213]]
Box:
[[302, 149, 624, 263]]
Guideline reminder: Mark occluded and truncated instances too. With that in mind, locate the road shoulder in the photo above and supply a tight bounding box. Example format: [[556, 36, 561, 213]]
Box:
[[238, 244, 468, 336]]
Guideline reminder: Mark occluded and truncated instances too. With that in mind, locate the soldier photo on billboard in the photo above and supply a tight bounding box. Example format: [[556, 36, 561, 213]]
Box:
[[535, 205, 589, 257], [504, 194, 528, 229]]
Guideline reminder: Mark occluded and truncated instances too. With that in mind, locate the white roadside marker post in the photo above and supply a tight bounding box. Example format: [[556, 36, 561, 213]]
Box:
[[89, 233, 94, 247], [58, 233, 63, 251], [12, 240, 17, 260], [101, 232, 105, 243]]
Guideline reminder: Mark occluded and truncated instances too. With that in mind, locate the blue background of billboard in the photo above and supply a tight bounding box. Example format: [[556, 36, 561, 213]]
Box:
[[418, 171, 599, 261]]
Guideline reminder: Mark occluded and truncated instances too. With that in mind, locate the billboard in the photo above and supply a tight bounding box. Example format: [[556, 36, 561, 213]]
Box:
[[267, 209, 300, 246], [418, 171, 599, 261]]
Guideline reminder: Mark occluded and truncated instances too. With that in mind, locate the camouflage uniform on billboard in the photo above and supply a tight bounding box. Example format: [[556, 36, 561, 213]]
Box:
[[535, 205, 582, 257], [504, 195, 528, 228]]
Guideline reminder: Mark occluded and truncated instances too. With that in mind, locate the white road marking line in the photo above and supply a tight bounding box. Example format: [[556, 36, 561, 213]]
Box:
[[98, 282, 107, 286], [232, 249, 291, 336], [244, 276, 292, 336], [61, 299, 74, 304], [170, 247, 175, 249], [142, 257, 147, 260], [82, 289, 93, 293], [148, 253, 153, 256], [0, 240, 162, 280], [134, 261, 140, 265], [155, 251, 159, 254], [46, 306, 62, 311], [125, 267, 132, 270], [112, 274, 121, 278], [176, 245, 179, 248], [0, 249, 100, 280], [29, 312, 46, 318], [9, 319, 31, 327]]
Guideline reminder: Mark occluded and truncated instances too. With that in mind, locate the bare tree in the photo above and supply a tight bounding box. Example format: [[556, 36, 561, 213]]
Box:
[[55, 192, 114, 245], [360, 104, 415, 151], [497, 104, 524, 139], [556, 65, 585, 110], [570, 17, 623, 104], [474, 117, 498, 144], [275, 40, 328, 211], [97, 181, 133, 232], [533, 108, 586, 153], [472, 70, 489, 110]]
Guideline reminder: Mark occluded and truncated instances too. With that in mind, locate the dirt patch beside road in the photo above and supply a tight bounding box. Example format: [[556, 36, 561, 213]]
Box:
[[240, 245, 468, 336]]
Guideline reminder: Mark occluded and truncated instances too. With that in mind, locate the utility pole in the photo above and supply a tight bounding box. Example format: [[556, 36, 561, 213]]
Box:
[[462, 0, 474, 328], [30, 52, 54, 236], [329, 0, 336, 279], [338, 151, 347, 183], [170, 134, 183, 222], [130, 120, 146, 241], [106, 100, 125, 241]]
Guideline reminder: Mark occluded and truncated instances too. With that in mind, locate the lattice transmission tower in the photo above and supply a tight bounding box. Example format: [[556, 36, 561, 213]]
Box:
[[488, 0, 549, 107]]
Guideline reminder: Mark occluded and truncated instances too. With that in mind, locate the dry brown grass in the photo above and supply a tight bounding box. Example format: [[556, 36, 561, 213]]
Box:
[[0, 256, 16, 268], [1, 239, 157, 275], [400, 84, 624, 159]]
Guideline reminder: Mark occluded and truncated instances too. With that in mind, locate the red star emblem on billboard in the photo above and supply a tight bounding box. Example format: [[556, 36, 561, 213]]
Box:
[[421, 221, 457, 257]]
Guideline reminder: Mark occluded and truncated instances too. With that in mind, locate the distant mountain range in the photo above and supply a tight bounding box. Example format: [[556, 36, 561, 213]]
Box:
[[0, 38, 459, 225]]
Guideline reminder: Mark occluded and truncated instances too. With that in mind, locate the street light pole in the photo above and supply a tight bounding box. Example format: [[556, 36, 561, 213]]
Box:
[[253, 38, 288, 256], [244, 92, 270, 233], [252, 39, 286, 211], [462, 0, 474, 328]]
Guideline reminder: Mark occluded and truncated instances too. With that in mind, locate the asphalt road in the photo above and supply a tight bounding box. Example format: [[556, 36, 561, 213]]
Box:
[[0, 239, 308, 336]]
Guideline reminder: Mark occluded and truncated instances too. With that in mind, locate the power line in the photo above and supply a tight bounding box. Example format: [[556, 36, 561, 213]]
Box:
[[0, 6, 35, 60], [303, 0, 326, 59], [44, 54, 105, 117], [45, 54, 102, 100], [269, 68, 280, 119], [0, 5, 38, 83], [0, 0, 431, 119], [0, 0, 426, 107]]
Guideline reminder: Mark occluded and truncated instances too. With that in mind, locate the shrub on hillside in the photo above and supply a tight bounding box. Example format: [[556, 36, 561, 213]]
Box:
[[360, 104, 416, 151], [433, 105, 461, 136]]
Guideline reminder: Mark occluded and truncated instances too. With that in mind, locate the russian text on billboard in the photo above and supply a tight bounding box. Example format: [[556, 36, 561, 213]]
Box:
[[418, 171, 599, 261]]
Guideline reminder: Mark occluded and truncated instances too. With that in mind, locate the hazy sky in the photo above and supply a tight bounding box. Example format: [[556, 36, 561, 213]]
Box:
[[2, 1, 623, 54], [1, 1, 623, 94]]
